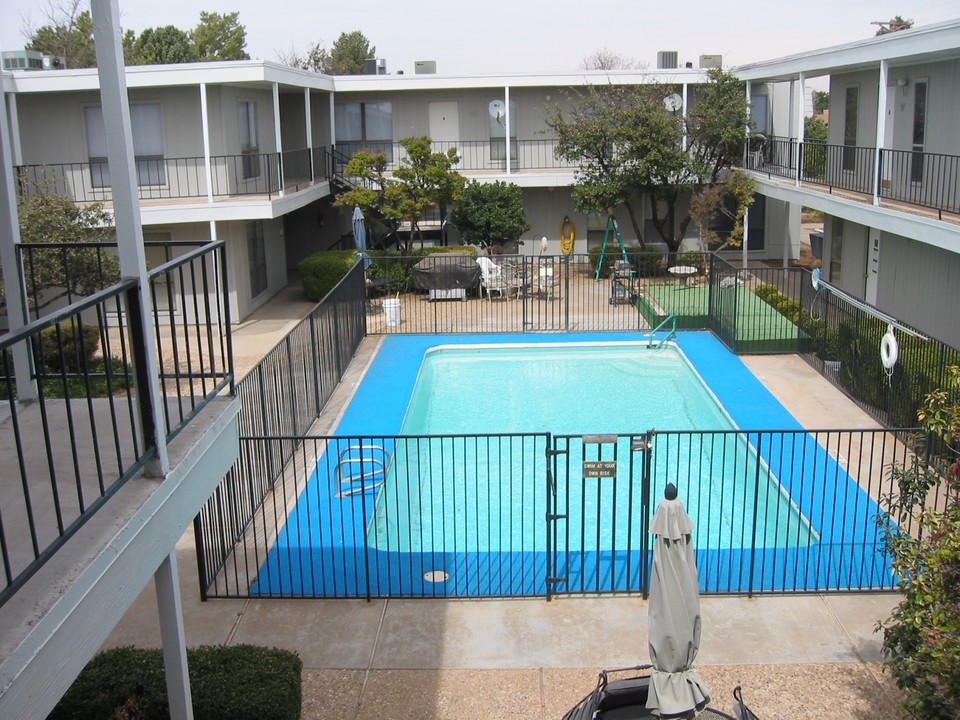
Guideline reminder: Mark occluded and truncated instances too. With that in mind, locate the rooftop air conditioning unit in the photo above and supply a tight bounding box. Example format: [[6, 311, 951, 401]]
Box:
[[363, 58, 387, 75], [699, 54, 722, 69], [415, 60, 437, 74], [657, 51, 678, 70]]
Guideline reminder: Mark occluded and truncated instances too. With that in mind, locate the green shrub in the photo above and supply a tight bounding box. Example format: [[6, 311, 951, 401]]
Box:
[[754, 283, 779, 301], [588, 246, 664, 279], [48, 645, 302, 720], [298, 249, 358, 302], [33, 322, 100, 374]]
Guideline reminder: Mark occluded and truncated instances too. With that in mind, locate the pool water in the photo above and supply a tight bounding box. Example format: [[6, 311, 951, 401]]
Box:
[[370, 343, 816, 554], [400, 343, 732, 434]]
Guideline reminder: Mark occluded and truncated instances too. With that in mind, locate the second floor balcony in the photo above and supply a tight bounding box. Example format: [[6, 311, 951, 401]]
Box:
[[15, 147, 332, 206], [745, 135, 960, 222]]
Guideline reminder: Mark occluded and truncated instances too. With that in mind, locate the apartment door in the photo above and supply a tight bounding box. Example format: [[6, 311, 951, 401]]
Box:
[[428, 102, 460, 144], [865, 228, 881, 306]]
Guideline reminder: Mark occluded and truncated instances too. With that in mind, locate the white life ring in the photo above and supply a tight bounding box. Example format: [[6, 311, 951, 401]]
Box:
[[880, 326, 899, 370], [811, 268, 821, 291]]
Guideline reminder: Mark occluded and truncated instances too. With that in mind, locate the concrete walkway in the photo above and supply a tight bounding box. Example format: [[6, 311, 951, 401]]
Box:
[[104, 282, 904, 720]]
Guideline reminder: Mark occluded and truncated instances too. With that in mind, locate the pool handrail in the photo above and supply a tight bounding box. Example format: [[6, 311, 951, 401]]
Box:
[[646, 315, 678, 349], [334, 444, 391, 498]]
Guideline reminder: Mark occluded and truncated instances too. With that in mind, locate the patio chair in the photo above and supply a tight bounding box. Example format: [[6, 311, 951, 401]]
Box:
[[477, 256, 518, 301], [561, 666, 743, 720]]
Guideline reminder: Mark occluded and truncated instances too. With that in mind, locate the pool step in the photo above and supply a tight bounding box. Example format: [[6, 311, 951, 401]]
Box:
[[334, 444, 391, 498]]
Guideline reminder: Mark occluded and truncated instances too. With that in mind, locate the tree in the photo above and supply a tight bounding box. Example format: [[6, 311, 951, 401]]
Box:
[[128, 26, 198, 66], [276, 31, 374, 75], [873, 16, 914, 35], [191, 11, 249, 61], [689, 170, 755, 252], [450, 181, 530, 248], [547, 68, 752, 254], [276, 42, 330, 73], [878, 365, 960, 719], [812, 90, 830, 115], [1, 184, 118, 314], [335, 137, 465, 253], [580, 48, 644, 71], [26, 2, 97, 68], [327, 31, 375, 75]]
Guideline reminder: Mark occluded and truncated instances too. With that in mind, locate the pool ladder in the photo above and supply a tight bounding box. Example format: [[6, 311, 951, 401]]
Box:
[[647, 315, 677, 349], [334, 444, 391, 498]]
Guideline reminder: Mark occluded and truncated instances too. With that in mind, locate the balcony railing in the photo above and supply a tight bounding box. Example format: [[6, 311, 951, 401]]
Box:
[[334, 138, 580, 174], [745, 136, 960, 218], [0, 240, 233, 607], [15, 148, 331, 205]]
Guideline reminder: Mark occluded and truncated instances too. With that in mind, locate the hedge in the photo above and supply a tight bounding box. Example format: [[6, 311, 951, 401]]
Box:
[[298, 249, 358, 302], [48, 645, 302, 720]]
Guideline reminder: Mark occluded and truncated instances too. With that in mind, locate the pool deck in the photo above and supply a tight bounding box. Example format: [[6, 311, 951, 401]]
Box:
[[103, 285, 903, 719]]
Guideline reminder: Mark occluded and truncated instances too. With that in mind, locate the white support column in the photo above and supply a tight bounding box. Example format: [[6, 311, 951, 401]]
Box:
[[304, 88, 313, 183], [504, 86, 511, 175], [741, 206, 749, 270], [874, 60, 889, 206], [200, 84, 213, 204], [794, 73, 806, 186], [0, 87, 36, 401], [155, 553, 194, 720], [681, 82, 689, 151], [7, 93, 23, 165], [90, 0, 169, 473], [744, 81, 751, 164], [273, 82, 283, 197]]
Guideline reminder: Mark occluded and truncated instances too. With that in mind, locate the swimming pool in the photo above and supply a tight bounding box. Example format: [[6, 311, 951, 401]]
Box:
[[372, 343, 816, 553], [250, 332, 889, 597]]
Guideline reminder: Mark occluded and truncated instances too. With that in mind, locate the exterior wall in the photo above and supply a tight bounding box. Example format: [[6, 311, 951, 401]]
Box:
[[221, 217, 286, 321], [16, 86, 204, 166], [209, 84, 276, 156], [284, 197, 342, 268], [876, 231, 960, 347], [280, 92, 307, 150], [309, 91, 333, 148], [829, 59, 960, 153]]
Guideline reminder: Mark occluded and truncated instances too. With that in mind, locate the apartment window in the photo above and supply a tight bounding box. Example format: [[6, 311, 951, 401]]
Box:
[[334, 101, 394, 160], [247, 221, 267, 297], [829, 219, 843, 286], [84, 103, 165, 187], [239, 100, 260, 180], [910, 81, 927, 183], [842, 86, 859, 172], [489, 99, 517, 162]]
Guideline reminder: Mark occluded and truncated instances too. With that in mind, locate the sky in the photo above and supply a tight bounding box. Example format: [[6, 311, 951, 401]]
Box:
[[1, 0, 958, 76]]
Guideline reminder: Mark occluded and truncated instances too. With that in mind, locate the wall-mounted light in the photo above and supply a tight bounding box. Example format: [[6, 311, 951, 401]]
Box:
[[897, 77, 909, 87]]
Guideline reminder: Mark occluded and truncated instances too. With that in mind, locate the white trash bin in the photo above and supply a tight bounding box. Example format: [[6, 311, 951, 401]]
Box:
[[383, 298, 401, 327]]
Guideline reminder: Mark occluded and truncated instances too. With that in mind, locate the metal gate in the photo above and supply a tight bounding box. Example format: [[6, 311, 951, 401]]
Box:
[[546, 432, 655, 598]]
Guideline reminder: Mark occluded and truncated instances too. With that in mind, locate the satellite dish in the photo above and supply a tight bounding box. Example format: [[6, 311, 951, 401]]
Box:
[[488, 99, 505, 118], [663, 93, 683, 112]]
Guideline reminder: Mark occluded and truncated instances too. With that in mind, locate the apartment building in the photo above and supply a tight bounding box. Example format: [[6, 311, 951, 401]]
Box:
[[1, 8, 958, 719], [739, 18, 960, 348]]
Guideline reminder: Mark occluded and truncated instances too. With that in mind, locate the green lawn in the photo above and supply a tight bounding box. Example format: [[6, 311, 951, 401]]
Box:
[[638, 281, 810, 353]]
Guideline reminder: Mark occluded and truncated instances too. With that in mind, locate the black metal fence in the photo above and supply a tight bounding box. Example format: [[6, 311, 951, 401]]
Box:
[[194, 262, 366, 597], [195, 254, 960, 601], [0, 240, 233, 607], [199, 426, 930, 599]]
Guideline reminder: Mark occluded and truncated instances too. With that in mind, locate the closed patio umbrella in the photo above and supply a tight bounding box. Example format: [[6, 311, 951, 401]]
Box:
[[646, 483, 711, 718], [352, 205, 370, 269]]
